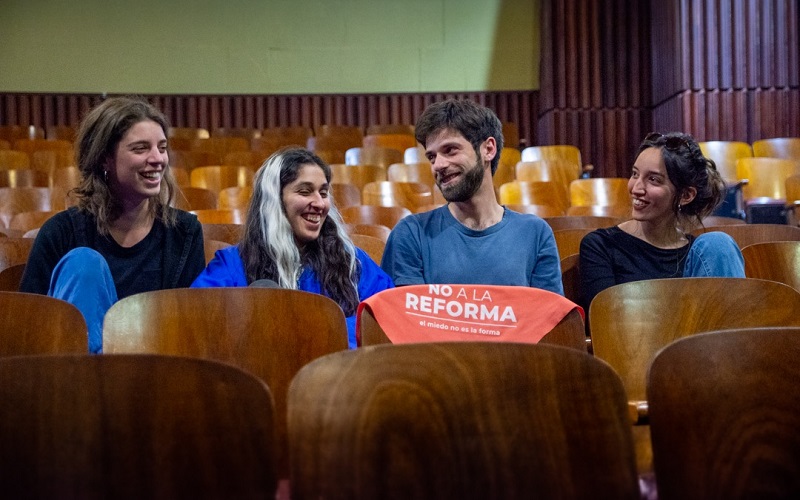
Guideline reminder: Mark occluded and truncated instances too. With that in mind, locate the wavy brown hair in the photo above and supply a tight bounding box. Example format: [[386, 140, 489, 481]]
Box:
[[73, 96, 178, 234]]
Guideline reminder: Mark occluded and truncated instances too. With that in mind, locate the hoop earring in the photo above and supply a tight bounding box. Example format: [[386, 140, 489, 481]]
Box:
[[104, 170, 108, 183]]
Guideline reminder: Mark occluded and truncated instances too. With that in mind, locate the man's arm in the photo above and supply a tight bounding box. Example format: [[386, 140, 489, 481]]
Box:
[[380, 218, 426, 285]]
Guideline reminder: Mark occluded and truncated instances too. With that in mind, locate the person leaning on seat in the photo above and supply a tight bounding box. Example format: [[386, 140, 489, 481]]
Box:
[[19, 97, 206, 353], [190, 147, 394, 348], [579, 132, 745, 311], [380, 98, 563, 294]]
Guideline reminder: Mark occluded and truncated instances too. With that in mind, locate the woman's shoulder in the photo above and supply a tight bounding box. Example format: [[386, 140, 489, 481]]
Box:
[[165, 206, 202, 233]]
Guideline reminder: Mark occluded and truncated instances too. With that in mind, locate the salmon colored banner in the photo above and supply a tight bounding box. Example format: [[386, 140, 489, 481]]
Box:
[[357, 284, 583, 345]]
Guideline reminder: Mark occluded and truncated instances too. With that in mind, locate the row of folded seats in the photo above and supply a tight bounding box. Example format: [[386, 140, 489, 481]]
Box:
[[0, 277, 798, 498]]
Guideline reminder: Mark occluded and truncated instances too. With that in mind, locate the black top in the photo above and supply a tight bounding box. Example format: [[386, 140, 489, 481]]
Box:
[[20, 206, 205, 297], [579, 226, 695, 310]]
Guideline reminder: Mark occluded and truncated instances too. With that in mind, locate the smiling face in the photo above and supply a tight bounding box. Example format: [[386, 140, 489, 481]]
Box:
[[425, 128, 493, 203], [106, 119, 167, 206], [281, 163, 331, 248], [629, 147, 679, 224]]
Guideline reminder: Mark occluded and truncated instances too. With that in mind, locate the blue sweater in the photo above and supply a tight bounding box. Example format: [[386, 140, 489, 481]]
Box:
[[191, 245, 394, 348]]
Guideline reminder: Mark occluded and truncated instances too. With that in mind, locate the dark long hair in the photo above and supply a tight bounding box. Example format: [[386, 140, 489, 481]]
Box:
[[239, 148, 361, 315], [638, 132, 725, 227]]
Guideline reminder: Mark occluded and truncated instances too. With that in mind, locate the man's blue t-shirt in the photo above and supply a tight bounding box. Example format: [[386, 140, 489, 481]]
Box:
[[381, 205, 563, 295]]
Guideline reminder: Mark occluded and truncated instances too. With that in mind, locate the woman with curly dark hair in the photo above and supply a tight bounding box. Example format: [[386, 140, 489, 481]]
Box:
[[579, 132, 745, 310], [20, 96, 205, 352], [192, 147, 393, 347]]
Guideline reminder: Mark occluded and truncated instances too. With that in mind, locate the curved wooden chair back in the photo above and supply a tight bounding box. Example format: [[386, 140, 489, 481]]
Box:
[[340, 204, 411, 228], [0, 354, 277, 498], [0, 263, 25, 291], [12, 139, 72, 157], [742, 241, 800, 291], [252, 136, 306, 156], [201, 222, 244, 245], [0, 292, 87, 355], [698, 140, 753, 182], [316, 124, 363, 141], [691, 223, 800, 248], [170, 166, 189, 186], [190, 209, 245, 224], [307, 134, 360, 161], [387, 162, 435, 187], [345, 146, 403, 168], [345, 224, 391, 244], [362, 181, 433, 211], [505, 204, 564, 217], [260, 125, 313, 144], [173, 186, 218, 211], [0, 140, 8, 149], [45, 125, 76, 142], [189, 165, 255, 193], [492, 147, 522, 190], [168, 126, 210, 140], [349, 233, 385, 264], [516, 159, 579, 207], [331, 182, 361, 208], [590, 277, 800, 404], [7, 210, 59, 237], [169, 150, 218, 171], [0, 238, 34, 272], [217, 186, 253, 210], [363, 133, 417, 152], [0, 169, 49, 188], [566, 204, 632, 218], [211, 127, 261, 140], [223, 150, 265, 169], [699, 215, 747, 226], [752, 137, 800, 160], [0, 150, 30, 169], [404, 145, 428, 164], [544, 215, 622, 232], [0, 125, 44, 142], [330, 163, 386, 191], [786, 173, 800, 205], [365, 124, 415, 136], [0, 187, 53, 228], [188, 137, 249, 158], [553, 228, 593, 260], [590, 277, 800, 474], [560, 253, 582, 305], [31, 149, 74, 175], [31, 150, 74, 175], [648, 328, 800, 500], [569, 178, 629, 207], [288, 343, 638, 499], [498, 181, 566, 213], [204, 239, 232, 264], [521, 144, 582, 168], [736, 157, 800, 200], [50, 166, 82, 209], [103, 288, 349, 479]]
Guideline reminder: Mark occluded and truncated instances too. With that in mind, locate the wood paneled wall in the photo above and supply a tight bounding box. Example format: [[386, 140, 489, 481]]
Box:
[[538, 0, 800, 177], [0, 91, 538, 149], [652, 0, 800, 142], [538, 0, 652, 177]]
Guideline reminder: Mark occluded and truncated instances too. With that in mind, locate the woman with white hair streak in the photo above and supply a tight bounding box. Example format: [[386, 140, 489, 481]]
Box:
[[191, 147, 394, 347]]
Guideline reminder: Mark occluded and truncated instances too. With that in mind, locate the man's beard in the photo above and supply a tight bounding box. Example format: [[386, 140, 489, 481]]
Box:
[[437, 159, 484, 203]]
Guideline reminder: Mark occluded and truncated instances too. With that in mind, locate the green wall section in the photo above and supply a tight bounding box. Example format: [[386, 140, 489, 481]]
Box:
[[0, 0, 539, 94]]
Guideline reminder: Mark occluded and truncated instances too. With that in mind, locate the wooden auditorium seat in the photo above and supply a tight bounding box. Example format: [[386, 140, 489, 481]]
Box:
[[288, 342, 639, 499]]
